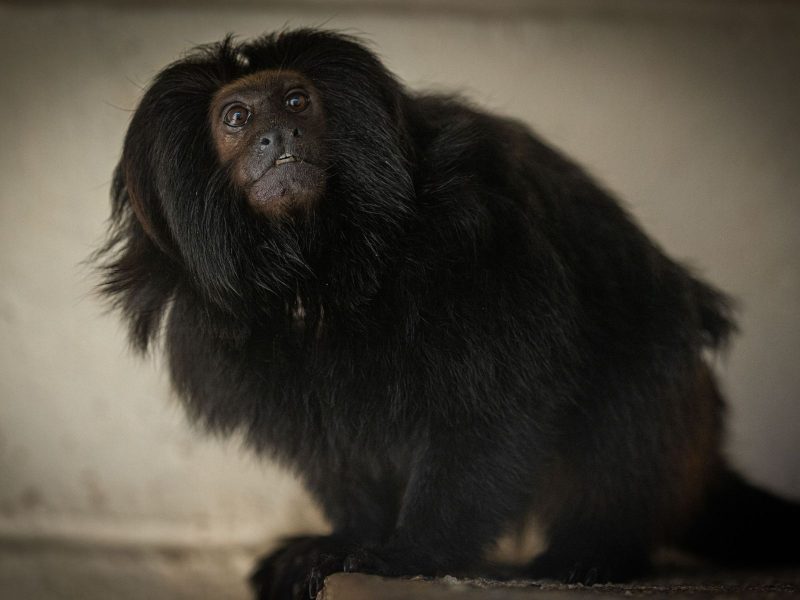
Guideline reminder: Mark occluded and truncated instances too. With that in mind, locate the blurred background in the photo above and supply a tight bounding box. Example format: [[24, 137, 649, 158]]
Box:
[[0, 1, 798, 598]]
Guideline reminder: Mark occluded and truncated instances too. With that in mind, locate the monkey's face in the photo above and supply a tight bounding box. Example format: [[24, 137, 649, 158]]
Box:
[[210, 70, 327, 217]]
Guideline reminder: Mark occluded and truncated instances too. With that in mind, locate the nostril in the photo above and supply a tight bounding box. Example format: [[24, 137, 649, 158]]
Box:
[[292, 128, 300, 137], [260, 137, 271, 146]]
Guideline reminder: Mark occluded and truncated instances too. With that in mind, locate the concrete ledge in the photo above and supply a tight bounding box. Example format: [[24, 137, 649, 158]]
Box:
[[319, 571, 800, 599]]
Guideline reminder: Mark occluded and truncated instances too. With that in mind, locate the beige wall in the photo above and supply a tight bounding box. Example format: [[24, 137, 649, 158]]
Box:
[[0, 1, 798, 553]]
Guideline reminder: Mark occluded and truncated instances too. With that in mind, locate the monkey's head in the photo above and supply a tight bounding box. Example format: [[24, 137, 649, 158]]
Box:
[[209, 70, 327, 216], [99, 30, 417, 349]]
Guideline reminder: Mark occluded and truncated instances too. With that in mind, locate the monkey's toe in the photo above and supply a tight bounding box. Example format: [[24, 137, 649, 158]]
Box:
[[342, 547, 393, 575]]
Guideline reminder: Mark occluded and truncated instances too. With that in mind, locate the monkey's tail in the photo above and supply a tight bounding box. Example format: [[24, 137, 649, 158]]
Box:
[[679, 468, 800, 566]]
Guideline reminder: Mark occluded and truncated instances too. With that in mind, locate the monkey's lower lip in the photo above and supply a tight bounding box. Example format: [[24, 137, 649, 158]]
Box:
[[275, 154, 298, 166], [252, 157, 321, 188]]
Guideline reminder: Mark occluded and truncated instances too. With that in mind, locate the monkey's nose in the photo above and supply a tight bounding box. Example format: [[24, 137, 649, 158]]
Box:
[[260, 129, 281, 147]]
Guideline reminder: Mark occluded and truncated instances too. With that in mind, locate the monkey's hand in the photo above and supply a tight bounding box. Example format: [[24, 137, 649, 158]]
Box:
[[250, 535, 351, 600]]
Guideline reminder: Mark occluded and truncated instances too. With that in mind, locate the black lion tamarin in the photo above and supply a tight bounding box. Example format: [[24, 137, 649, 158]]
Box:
[[96, 28, 799, 600]]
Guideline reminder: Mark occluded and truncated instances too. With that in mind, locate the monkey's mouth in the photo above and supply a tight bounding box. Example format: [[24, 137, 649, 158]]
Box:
[[275, 153, 299, 166], [247, 154, 326, 214]]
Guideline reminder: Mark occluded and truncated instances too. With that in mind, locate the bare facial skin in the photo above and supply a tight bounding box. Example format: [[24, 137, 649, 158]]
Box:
[[210, 70, 327, 216]]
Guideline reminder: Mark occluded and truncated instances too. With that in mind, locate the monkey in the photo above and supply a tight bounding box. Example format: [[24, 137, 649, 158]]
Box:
[[95, 28, 800, 600]]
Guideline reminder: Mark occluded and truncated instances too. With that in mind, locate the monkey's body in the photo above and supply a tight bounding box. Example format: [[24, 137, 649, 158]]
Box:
[[98, 30, 798, 599]]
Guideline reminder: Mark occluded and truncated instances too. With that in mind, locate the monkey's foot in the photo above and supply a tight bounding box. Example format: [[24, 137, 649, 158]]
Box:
[[528, 550, 648, 585]]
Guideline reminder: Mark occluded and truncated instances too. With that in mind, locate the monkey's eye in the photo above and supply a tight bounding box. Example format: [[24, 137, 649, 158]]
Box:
[[284, 91, 310, 113], [222, 104, 251, 127]]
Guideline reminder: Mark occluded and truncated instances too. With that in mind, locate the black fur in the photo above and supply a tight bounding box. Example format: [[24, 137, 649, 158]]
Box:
[[96, 29, 798, 599]]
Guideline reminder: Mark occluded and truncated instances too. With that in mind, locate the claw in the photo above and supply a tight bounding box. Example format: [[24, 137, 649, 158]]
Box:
[[566, 562, 581, 584], [308, 567, 323, 599], [342, 554, 359, 573]]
